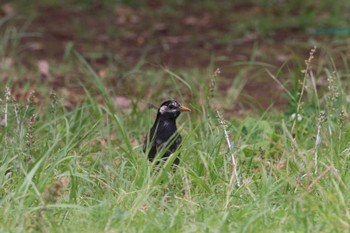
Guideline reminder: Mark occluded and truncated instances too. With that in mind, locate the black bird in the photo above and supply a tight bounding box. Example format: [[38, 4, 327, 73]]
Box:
[[143, 100, 191, 166]]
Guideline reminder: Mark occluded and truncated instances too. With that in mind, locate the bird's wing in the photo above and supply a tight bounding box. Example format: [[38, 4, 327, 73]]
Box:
[[157, 133, 182, 154]]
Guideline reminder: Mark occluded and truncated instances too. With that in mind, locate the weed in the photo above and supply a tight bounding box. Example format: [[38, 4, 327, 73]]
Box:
[[1, 10, 350, 231]]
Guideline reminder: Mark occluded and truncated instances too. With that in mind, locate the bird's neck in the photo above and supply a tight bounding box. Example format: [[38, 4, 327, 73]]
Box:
[[154, 116, 177, 133]]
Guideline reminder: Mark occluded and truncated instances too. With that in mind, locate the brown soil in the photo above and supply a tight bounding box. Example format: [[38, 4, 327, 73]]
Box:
[[4, 2, 338, 111]]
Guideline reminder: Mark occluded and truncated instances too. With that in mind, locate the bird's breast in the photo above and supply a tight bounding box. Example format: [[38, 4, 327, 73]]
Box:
[[154, 121, 176, 140]]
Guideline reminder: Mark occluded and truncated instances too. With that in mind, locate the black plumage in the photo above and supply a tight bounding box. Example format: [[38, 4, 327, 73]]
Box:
[[143, 100, 191, 166]]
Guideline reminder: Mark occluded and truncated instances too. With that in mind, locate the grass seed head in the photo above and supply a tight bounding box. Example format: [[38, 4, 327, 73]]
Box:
[[26, 115, 35, 148], [318, 110, 326, 126], [327, 70, 339, 106], [49, 91, 58, 113], [301, 46, 316, 74], [28, 90, 35, 105], [208, 68, 220, 111], [339, 107, 346, 128]]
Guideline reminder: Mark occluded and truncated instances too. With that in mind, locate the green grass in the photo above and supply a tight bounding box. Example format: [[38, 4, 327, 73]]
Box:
[[1, 2, 350, 232], [1, 48, 350, 233]]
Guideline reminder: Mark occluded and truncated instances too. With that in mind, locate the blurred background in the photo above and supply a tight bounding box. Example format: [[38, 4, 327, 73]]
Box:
[[1, 0, 350, 114]]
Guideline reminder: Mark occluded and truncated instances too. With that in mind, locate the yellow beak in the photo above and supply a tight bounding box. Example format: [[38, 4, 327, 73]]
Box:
[[180, 105, 191, 112]]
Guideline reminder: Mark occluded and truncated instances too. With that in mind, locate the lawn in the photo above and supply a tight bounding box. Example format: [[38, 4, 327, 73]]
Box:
[[1, 1, 350, 232]]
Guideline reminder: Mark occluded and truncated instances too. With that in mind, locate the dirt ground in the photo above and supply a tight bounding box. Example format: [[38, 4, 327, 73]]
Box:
[[2, 1, 342, 110]]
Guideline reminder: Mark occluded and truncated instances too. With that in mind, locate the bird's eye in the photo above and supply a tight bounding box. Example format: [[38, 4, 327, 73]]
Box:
[[169, 105, 176, 110]]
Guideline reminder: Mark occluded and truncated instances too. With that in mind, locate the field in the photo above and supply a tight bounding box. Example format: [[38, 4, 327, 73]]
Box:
[[1, 1, 350, 232]]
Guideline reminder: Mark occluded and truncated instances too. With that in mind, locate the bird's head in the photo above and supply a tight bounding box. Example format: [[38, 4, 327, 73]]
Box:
[[157, 100, 191, 120]]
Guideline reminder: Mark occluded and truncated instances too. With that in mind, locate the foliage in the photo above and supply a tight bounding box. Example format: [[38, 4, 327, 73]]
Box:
[[1, 1, 350, 232], [1, 47, 350, 232]]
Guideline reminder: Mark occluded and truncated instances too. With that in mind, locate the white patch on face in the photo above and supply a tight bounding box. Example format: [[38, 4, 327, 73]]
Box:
[[159, 105, 168, 114], [160, 104, 178, 114]]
